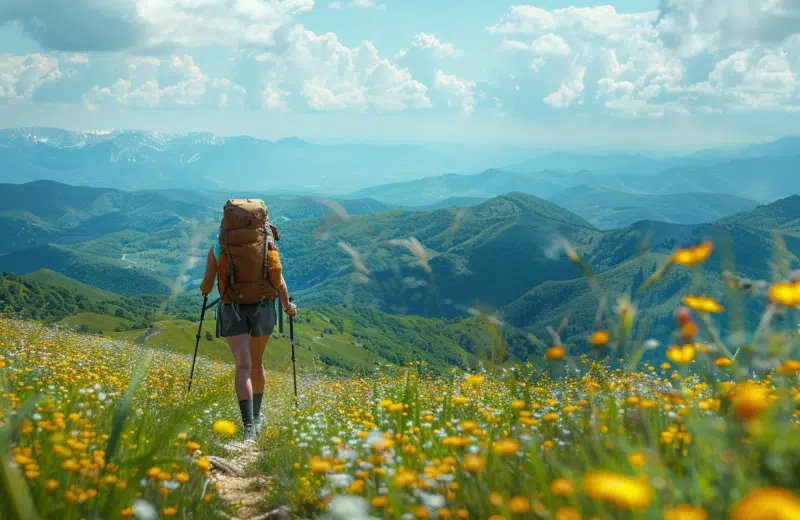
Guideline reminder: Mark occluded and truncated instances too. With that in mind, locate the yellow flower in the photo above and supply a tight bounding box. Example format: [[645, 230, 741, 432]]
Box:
[[583, 471, 652, 510], [778, 360, 800, 375], [546, 346, 566, 360], [682, 295, 724, 313], [550, 477, 575, 496], [466, 374, 485, 387], [628, 451, 647, 467], [163, 507, 178, 517], [730, 487, 800, 520], [664, 504, 708, 520], [46, 479, 60, 491], [715, 357, 733, 368], [212, 420, 238, 436], [508, 496, 531, 515], [590, 330, 610, 347], [731, 382, 770, 421], [672, 241, 713, 266], [463, 454, 486, 472], [493, 438, 521, 456], [554, 507, 581, 520], [393, 468, 417, 487], [768, 282, 800, 307], [175, 473, 190, 484], [195, 457, 211, 472], [371, 496, 389, 508], [309, 456, 332, 474], [667, 344, 696, 365], [121, 507, 134, 518]]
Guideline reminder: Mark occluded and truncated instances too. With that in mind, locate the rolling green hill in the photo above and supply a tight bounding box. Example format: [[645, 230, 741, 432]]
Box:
[[23, 269, 120, 301], [551, 186, 759, 229], [0, 244, 172, 295], [2, 269, 539, 373], [279, 192, 600, 315]]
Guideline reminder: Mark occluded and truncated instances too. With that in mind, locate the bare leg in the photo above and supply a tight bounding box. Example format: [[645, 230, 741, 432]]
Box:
[[226, 333, 253, 400], [249, 335, 270, 394]]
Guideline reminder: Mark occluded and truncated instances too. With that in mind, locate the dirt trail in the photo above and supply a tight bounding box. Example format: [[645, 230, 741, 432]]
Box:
[[210, 438, 289, 520]]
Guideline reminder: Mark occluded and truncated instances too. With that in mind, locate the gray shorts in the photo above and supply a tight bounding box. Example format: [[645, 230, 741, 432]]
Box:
[[216, 300, 277, 338]]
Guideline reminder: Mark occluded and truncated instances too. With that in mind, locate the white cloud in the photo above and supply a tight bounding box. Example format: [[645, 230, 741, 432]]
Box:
[[484, 2, 800, 118], [0, 53, 63, 101], [347, 0, 384, 8], [249, 28, 431, 112], [657, 0, 800, 56], [83, 54, 246, 108], [329, 1, 341, 7], [434, 70, 476, 113], [543, 66, 586, 108], [1, 0, 315, 52]]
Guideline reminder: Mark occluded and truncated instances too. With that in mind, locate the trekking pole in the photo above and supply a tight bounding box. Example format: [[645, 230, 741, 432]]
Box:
[[289, 297, 298, 404], [188, 295, 209, 393]]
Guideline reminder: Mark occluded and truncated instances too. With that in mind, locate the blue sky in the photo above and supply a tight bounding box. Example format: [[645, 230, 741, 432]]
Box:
[[0, 0, 798, 147]]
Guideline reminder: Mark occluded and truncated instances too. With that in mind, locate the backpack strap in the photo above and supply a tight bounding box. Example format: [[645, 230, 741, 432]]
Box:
[[220, 230, 236, 285]]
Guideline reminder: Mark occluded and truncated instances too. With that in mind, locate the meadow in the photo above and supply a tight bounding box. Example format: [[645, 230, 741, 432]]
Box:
[[2, 239, 800, 519]]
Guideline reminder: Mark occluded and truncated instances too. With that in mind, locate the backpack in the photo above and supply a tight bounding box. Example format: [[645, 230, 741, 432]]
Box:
[[217, 199, 282, 305]]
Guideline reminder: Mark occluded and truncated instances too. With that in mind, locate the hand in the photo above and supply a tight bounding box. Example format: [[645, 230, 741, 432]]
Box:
[[284, 302, 297, 317]]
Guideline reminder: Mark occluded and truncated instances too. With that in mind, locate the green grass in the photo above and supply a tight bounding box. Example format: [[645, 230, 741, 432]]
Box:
[[58, 312, 132, 333], [23, 269, 120, 301]]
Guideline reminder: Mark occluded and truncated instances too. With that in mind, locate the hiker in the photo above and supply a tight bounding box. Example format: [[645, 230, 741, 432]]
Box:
[[199, 199, 297, 440]]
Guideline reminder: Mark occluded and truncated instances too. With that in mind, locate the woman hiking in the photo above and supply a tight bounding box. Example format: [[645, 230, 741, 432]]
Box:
[[199, 199, 297, 440]]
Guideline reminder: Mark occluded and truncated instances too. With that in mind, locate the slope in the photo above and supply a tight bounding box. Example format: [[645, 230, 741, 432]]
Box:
[[552, 186, 759, 229], [504, 195, 800, 346], [0, 244, 172, 295], [279, 192, 601, 316]]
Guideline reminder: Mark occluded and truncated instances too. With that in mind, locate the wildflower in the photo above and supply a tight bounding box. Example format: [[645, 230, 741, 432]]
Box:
[[768, 282, 800, 307], [672, 241, 713, 266], [508, 496, 531, 515], [628, 451, 647, 467], [682, 295, 724, 313], [466, 374, 485, 387], [664, 504, 708, 520], [175, 473, 189, 484], [463, 454, 486, 472], [546, 346, 566, 360], [493, 438, 521, 456], [309, 457, 332, 474], [583, 471, 652, 510], [731, 382, 770, 421], [413, 506, 431, 518], [715, 357, 733, 368], [550, 478, 575, 496], [163, 507, 178, 517], [778, 360, 800, 375], [212, 420, 237, 436], [554, 507, 581, 520], [667, 344, 696, 365], [195, 457, 211, 472], [730, 487, 800, 520], [46, 479, 59, 491], [590, 330, 610, 347]]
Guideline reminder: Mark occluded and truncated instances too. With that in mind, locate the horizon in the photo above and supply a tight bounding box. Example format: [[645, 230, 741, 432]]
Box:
[[3, 124, 799, 155], [1, 1, 799, 147]]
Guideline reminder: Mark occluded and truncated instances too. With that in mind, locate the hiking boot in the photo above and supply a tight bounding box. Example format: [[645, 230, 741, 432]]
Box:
[[243, 424, 256, 441], [254, 415, 267, 431]]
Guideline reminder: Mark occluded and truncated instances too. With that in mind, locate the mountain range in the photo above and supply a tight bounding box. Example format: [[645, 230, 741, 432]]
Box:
[[3, 180, 797, 350], [3, 127, 799, 197]]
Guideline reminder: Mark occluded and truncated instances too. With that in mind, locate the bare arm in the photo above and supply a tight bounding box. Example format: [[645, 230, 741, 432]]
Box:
[[277, 275, 295, 316]]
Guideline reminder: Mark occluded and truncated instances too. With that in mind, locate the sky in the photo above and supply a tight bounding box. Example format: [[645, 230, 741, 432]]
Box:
[[0, 0, 799, 147]]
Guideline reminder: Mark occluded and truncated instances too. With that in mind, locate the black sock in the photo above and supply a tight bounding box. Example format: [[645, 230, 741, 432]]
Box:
[[253, 393, 264, 419], [238, 399, 253, 427]]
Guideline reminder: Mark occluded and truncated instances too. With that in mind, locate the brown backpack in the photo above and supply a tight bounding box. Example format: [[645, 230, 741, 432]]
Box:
[[217, 199, 281, 305]]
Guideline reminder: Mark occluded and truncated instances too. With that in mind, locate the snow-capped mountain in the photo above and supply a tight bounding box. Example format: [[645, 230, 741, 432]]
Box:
[[0, 126, 471, 193]]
